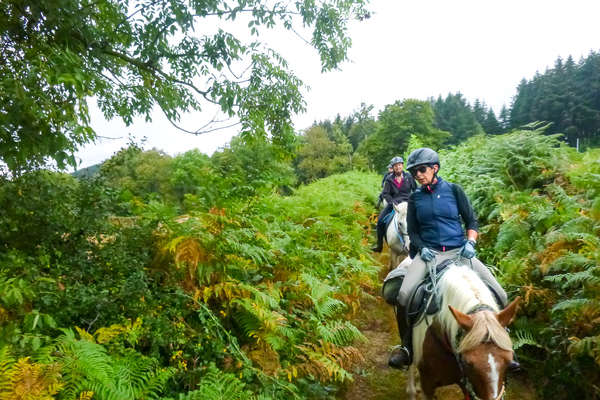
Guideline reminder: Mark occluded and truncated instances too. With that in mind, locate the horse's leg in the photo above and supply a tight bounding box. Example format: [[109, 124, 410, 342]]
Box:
[[417, 366, 436, 400], [406, 365, 417, 400], [386, 225, 397, 270]]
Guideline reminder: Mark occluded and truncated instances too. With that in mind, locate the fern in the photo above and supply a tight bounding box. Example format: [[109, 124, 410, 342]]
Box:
[[511, 330, 544, 350], [552, 298, 597, 313], [55, 330, 173, 400], [0, 352, 63, 400], [300, 273, 346, 319], [295, 342, 357, 383], [165, 365, 252, 400], [568, 335, 600, 366], [316, 321, 365, 347], [0, 347, 16, 397], [544, 268, 600, 289]]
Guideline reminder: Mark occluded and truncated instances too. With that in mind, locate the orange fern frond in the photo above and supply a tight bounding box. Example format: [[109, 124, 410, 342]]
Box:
[[248, 343, 281, 375], [0, 357, 62, 400]]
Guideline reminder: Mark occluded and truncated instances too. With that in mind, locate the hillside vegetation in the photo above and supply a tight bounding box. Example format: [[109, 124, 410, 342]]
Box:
[[1, 128, 599, 399], [442, 127, 600, 399], [0, 161, 381, 399]]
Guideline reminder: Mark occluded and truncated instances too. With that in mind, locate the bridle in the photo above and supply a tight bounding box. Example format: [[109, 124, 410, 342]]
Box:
[[456, 352, 505, 400], [454, 304, 507, 400]]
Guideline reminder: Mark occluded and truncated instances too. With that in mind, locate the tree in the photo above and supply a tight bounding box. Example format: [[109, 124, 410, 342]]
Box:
[[499, 105, 510, 131], [295, 126, 357, 183], [346, 103, 378, 150], [0, 0, 370, 172], [509, 51, 600, 148], [99, 145, 175, 202], [309, 103, 377, 151], [358, 99, 450, 171], [432, 93, 483, 144], [472, 99, 487, 127], [482, 109, 502, 134]]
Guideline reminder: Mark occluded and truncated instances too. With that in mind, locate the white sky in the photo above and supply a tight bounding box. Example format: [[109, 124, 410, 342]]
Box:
[[75, 0, 600, 169]]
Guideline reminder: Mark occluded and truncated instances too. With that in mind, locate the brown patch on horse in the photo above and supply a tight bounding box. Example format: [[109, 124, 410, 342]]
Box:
[[448, 298, 521, 400], [418, 323, 463, 399], [460, 342, 513, 399]]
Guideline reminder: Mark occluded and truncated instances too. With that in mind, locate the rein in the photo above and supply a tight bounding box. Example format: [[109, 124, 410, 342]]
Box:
[[392, 210, 408, 244]]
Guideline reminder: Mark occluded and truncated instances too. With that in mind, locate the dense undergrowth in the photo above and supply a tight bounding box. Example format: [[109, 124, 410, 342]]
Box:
[[0, 157, 381, 399], [442, 128, 600, 399], [2, 128, 599, 399]]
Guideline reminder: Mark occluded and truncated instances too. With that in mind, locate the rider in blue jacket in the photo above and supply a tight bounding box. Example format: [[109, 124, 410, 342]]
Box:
[[388, 147, 508, 369]]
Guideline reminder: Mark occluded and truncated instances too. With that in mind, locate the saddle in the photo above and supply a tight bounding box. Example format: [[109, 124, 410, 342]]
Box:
[[406, 259, 455, 324], [383, 259, 506, 326]]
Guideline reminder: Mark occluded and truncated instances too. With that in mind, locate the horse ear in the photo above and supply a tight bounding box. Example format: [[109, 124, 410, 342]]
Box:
[[448, 305, 474, 331], [496, 297, 521, 327]]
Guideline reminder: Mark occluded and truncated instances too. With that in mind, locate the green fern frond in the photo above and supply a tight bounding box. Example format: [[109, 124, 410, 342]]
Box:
[[56, 330, 173, 400], [0, 346, 16, 395], [544, 268, 600, 289], [546, 253, 594, 274], [316, 321, 365, 346], [300, 273, 346, 318], [552, 298, 597, 313], [170, 365, 252, 400], [512, 330, 544, 350], [568, 335, 600, 365]]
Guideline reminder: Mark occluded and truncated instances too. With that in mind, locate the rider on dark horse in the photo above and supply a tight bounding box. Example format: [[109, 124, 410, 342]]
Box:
[[372, 156, 416, 253], [388, 147, 509, 369]]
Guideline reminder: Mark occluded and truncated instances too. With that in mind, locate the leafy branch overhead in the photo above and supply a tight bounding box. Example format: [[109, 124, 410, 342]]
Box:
[[0, 0, 370, 171]]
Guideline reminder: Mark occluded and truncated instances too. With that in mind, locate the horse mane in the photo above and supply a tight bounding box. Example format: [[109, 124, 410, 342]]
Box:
[[413, 265, 511, 364], [439, 265, 511, 352], [458, 310, 512, 353]]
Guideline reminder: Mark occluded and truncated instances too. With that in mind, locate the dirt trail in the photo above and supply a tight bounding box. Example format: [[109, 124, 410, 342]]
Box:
[[338, 251, 537, 400]]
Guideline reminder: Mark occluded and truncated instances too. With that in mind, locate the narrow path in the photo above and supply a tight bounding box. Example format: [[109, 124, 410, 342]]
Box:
[[338, 251, 538, 400]]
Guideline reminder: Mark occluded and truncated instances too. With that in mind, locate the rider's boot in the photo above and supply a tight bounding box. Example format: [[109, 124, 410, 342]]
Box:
[[388, 305, 412, 370], [371, 224, 384, 253]]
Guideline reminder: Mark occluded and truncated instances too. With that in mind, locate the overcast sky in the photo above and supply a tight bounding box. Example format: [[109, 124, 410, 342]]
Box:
[[75, 0, 600, 169]]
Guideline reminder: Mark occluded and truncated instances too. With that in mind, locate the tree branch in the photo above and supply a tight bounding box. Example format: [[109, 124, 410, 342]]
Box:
[[160, 107, 241, 135], [100, 47, 223, 106]]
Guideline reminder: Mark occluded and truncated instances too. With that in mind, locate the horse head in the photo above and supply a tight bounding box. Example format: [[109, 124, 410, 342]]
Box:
[[448, 297, 521, 400], [392, 201, 409, 253]]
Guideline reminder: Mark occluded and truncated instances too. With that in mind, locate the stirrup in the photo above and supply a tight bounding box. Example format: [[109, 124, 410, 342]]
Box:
[[388, 345, 411, 370]]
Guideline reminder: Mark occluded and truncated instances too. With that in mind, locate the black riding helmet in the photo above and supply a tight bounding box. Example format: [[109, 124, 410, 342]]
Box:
[[389, 156, 404, 166], [406, 148, 440, 173]]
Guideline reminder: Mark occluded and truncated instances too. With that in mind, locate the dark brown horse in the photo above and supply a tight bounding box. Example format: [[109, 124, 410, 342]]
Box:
[[407, 264, 520, 400]]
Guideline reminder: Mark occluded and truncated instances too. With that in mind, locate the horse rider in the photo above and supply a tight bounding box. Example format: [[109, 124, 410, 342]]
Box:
[[372, 156, 416, 253], [376, 163, 394, 208], [388, 147, 508, 369]]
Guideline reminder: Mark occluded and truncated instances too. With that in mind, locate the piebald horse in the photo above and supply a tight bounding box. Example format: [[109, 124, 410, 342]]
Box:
[[385, 201, 410, 270], [407, 264, 520, 400]]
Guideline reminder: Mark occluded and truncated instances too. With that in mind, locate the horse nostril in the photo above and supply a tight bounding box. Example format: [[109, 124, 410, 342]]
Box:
[[508, 360, 521, 372]]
